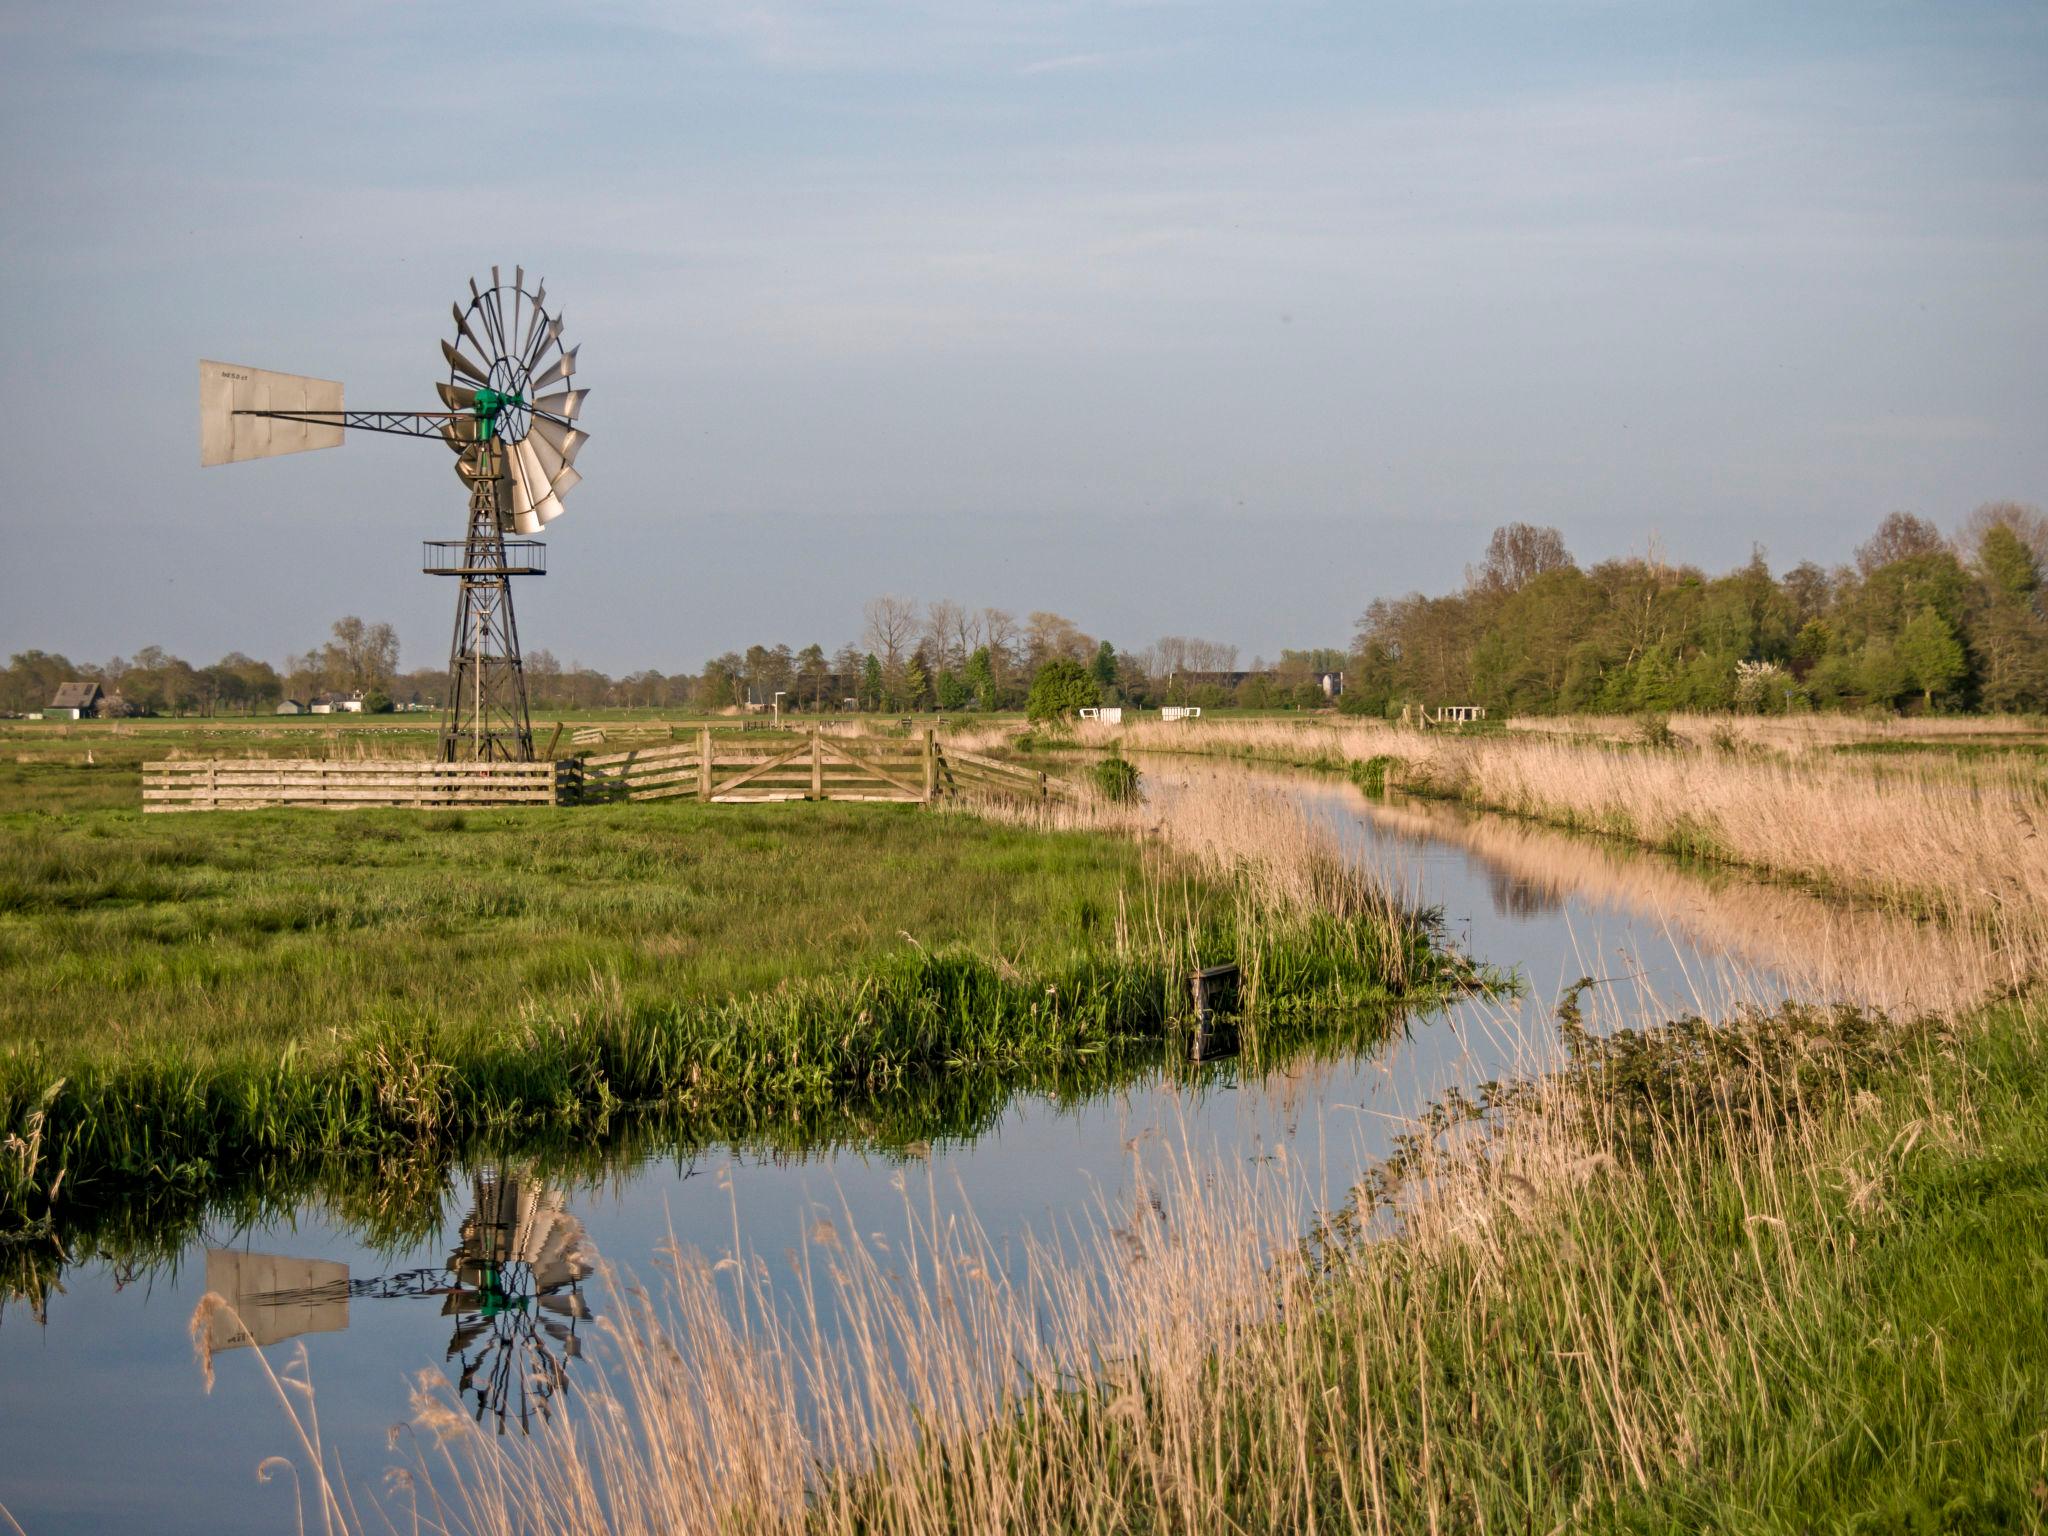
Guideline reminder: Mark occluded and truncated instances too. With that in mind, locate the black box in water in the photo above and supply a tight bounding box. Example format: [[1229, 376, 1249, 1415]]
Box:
[[1191, 962, 1241, 1021], [1189, 962, 1241, 1062]]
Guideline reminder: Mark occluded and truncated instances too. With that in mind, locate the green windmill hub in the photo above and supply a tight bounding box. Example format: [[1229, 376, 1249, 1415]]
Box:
[[470, 386, 525, 441]]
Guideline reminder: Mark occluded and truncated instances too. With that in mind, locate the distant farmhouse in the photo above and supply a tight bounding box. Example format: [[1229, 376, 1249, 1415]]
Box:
[[46, 682, 100, 720], [275, 698, 307, 715], [46, 682, 136, 720], [308, 691, 366, 715]]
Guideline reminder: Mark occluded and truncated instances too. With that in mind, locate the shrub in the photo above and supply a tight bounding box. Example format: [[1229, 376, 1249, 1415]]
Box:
[[1027, 659, 1098, 722], [1090, 754, 1141, 802]]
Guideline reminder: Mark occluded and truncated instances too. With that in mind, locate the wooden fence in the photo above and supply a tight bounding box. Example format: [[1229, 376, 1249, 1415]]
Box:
[[142, 733, 1060, 811], [582, 730, 1058, 805], [142, 758, 574, 812]]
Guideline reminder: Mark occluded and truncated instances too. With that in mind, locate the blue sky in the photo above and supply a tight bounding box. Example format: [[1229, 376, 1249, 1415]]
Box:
[[2, 1, 2043, 673]]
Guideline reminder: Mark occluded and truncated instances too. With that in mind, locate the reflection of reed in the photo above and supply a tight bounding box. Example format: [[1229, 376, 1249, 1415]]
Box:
[[1347, 786, 2023, 1015]]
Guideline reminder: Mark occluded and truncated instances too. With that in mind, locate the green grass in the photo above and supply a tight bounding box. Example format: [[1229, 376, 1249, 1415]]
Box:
[[0, 799, 1458, 1223], [0, 801, 1159, 1058]]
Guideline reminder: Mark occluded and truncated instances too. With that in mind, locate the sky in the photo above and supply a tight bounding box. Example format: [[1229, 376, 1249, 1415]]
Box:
[[1, 0, 2044, 675]]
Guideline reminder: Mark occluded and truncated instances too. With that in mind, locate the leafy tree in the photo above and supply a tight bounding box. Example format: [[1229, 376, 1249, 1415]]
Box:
[[963, 647, 996, 711], [901, 654, 931, 711], [1977, 523, 2041, 604], [1973, 605, 2048, 712], [1090, 640, 1118, 692], [1855, 638, 1912, 707], [1898, 607, 1965, 708], [1026, 658, 1097, 722], [860, 653, 884, 711]]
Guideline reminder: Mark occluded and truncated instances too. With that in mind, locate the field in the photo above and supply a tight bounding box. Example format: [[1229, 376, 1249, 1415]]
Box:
[[0, 751, 1460, 1227]]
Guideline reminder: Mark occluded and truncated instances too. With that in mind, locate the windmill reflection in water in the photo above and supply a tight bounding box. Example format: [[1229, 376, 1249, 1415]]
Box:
[[203, 1169, 592, 1434]]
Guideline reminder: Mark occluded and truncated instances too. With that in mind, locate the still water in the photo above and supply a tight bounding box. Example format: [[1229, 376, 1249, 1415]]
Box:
[[0, 767, 1932, 1533]]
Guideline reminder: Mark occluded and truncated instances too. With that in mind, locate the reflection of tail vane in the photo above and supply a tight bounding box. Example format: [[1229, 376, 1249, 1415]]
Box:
[[202, 1250, 351, 1351]]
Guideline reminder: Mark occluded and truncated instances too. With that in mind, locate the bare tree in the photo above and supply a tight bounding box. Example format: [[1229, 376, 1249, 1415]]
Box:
[[1958, 501, 2048, 567], [1855, 512, 1946, 575], [1025, 612, 1095, 672], [980, 608, 1019, 684], [862, 595, 919, 670], [1466, 523, 1573, 596], [321, 616, 400, 692], [948, 604, 983, 669], [923, 599, 966, 673]]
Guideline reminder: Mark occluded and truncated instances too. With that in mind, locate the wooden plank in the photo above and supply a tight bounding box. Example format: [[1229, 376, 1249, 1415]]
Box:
[[580, 744, 693, 769], [942, 747, 1042, 781], [143, 790, 557, 805], [145, 771, 558, 787], [144, 759, 554, 775], [708, 739, 811, 797], [817, 740, 925, 799]]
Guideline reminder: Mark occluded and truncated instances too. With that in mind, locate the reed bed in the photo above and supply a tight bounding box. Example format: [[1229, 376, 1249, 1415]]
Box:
[[1061, 716, 2048, 973], [1507, 710, 2048, 754], [243, 977, 2047, 1533], [1344, 785, 2032, 1015]]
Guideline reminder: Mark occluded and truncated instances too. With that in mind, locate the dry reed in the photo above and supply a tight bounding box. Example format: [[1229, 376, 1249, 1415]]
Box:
[[1061, 716, 2048, 980]]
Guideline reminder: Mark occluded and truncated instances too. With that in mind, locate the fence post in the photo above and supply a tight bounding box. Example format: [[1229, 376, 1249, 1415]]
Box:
[[698, 727, 712, 802], [923, 729, 937, 803], [811, 730, 823, 798]]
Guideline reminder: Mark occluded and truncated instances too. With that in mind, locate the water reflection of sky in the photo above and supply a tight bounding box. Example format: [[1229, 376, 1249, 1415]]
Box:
[[0, 768, 1852, 1534]]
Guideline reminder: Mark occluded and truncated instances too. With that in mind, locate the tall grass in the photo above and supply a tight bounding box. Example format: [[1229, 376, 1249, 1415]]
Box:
[[1061, 715, 2048, 974], [243, 981, 2048, 1533]]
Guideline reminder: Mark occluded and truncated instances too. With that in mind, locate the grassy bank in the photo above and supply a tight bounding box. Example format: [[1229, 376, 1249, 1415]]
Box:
[[350, 983, 2048, 1534], [1, 793, 1459, 1223]]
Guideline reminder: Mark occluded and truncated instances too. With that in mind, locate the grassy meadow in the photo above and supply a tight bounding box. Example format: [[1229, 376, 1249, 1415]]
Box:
[[0, 744, 1460, 1223]]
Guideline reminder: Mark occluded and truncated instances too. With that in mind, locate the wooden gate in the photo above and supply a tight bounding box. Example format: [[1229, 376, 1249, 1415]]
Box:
[[580, 730, 1056, 804]]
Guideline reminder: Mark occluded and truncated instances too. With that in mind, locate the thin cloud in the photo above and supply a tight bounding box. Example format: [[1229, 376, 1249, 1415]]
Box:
[[1019, 51, 1114, 76]]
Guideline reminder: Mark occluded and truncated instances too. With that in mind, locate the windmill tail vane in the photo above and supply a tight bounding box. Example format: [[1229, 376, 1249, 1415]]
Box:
[[199, 265, 588, 763]]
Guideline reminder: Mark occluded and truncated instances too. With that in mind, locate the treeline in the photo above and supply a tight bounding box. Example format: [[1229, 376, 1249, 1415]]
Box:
[[1350, 505, 2048, 716], [0, 600, 1293, 718], [0, 619, 409, 717], [11, 503, 2038, 722]]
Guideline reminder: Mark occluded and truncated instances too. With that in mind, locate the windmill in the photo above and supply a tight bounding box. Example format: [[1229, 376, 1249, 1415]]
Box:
[[200, 267, 588, 761], [201, 1169, 593, 1434]]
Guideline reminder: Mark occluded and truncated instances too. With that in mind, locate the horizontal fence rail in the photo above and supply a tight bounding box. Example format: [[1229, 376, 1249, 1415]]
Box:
[[143, 759, 574, 812]]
